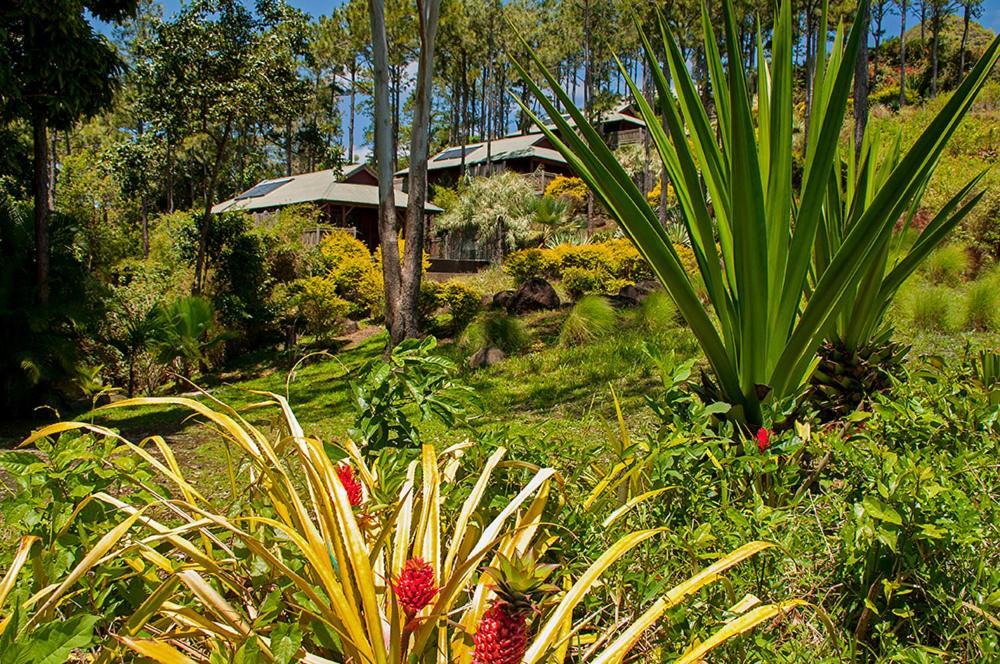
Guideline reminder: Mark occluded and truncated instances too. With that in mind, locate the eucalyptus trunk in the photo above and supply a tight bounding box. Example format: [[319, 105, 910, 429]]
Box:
[[32, 113, 50, 305], [898, 0, 907, 105]]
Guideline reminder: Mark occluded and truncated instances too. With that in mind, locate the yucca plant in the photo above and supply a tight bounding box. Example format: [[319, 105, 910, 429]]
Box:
[[1, 395, 807, 662], [513, 0, 1000, 426]]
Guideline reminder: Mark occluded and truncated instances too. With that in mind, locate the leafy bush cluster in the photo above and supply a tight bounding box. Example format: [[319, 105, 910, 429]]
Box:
[[543, 174, 588, 212], [419, 279, 484, 334], [0, 377, 790, 662], [504, 240, 698, 298]]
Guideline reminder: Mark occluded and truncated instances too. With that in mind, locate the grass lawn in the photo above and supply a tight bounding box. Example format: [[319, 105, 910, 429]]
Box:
[[8, 289, 997, 506], [29, 304, 697, 505]]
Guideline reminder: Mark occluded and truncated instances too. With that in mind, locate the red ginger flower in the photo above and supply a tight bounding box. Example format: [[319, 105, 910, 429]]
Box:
[[335, 463, 363, 507], [472, 602, 529, 664], [756, 427, 771, 453], [393, 558, 438, 616]]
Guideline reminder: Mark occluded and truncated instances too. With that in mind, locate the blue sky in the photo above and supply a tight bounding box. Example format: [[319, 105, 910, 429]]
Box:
[[92, 0, 1000, 160], [97, 0, 1000, 32]]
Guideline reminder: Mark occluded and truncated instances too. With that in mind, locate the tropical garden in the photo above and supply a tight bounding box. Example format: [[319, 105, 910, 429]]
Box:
[[1, 0, 999, 661]]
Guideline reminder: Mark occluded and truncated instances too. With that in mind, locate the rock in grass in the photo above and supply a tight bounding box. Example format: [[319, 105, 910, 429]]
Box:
[[509, 278, 560, 314], [492, 290, 516, 310], [469, 346, 506, 368]]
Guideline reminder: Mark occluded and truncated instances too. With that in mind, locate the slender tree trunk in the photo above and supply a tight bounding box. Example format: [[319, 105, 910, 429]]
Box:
[[49, 131, 57, 209], [930, 8, 940, 97], [369, 0, 403, 345], [193, 123, 231, 295], [899, 0, 908, 105], [166, 140, 175, 213], [349, 61, 357, 162], [399, 0, 443, 342], [141, 197, 149, 258], [392, 66, 401, 171], [32, 113, 51, 305], [871, 13, 883, 87], [285, 117, 293, 176], [959, 3, 971, 76], [854, 0, 870, 160]]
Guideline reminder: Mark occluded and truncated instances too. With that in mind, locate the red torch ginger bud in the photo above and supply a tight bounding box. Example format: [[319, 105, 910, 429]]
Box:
[[756, 427, 771, 453]]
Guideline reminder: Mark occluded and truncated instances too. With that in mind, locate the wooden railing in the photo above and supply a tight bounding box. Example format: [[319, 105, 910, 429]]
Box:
[[301, 225, 357, 246], [609, 128, 645, 148]]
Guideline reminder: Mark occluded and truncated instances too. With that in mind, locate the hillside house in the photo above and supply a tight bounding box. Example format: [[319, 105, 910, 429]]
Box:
[[212, 164, 441, 251]]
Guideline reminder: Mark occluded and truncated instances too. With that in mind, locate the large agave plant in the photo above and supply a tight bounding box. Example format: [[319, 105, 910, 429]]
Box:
[[2, 395, 804, 662], [513, 0, 1000, 426]]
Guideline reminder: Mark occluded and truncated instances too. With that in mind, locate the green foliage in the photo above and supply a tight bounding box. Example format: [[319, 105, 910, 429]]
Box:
[[283, 275, 350, 340], [962, 272, 1000, 330], [923, 243, 970, 285], [150, 296, 225, 378], [906, 283, 957, 332], [639, 290, 678, 334], [515, 0, 1000, 426], [0, 432, 156, 652], [0, 197, 106, 414], [562, 266, 618, 298], [424, 280, 484, 333], [0, 0, 134, 129], [462, 311, 529, 354], [349, 337, 476, 453], [503, 248, 558, 284], [433, 172, 540, 257], [318, 229, 383, 319], [559, 295, 616, 346]]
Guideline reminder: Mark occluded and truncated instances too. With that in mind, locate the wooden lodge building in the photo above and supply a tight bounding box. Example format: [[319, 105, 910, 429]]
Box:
[[213, 105, 646, 268], [395, 104, 647, 193], [212, 163, 441, 252]]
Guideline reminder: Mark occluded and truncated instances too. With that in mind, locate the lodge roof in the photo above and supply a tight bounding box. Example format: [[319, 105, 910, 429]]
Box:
[[396, 104, 645, 176], [212, 164, 441, 214], [395, 133, 567, 176]]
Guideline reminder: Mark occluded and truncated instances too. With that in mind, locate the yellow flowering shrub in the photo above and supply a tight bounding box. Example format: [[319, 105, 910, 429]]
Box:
[[544, 175, 588, 211]]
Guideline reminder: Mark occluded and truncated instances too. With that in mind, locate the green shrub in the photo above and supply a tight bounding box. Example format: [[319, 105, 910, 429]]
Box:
[[907, 284, 957, 332], [462, 310, 528, 354], [436, 281, 483, 331], [562, 266, 629, 298], [331, 255, 383, 319], [639, 290, 678, 334], [923, 244, 969, 285], [962, 273, 1000, 331], [559, 295, 616, 346], [503, 248, 557, 284], [289, 276, 350, 339]]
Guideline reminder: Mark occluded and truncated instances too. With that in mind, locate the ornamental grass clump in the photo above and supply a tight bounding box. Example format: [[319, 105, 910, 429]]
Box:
[[0, 395, 811, 661], [513, 0, 1000, 426], [559, 295, 617, 346]]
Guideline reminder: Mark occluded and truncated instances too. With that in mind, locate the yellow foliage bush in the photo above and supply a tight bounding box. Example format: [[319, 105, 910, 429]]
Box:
[[503, 239, 657, 285], [317, 229, 383, 319], [289, 275, 351, 338], [646, 178, 678, 208], [319, 229, 371, 267], [544, 175, 588, 210]]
